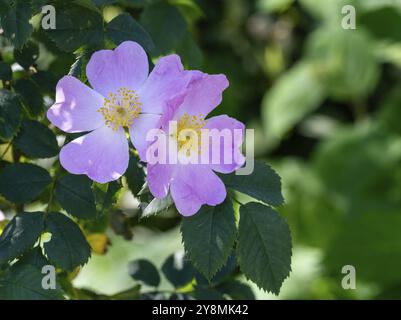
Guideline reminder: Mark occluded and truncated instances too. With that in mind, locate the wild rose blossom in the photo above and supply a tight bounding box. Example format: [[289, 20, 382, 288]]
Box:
[[47, 41, 191, 183], [48, 41, 245, 216], [146, 72, 246, 216]]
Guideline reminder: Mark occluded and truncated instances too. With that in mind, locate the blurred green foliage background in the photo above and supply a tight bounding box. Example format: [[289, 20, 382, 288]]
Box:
[[197, 0, 401, 299], [2, 0, 401, 299]]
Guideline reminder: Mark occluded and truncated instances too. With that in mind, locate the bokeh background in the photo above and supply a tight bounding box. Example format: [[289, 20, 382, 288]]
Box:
[[2, 0, 401, 299]]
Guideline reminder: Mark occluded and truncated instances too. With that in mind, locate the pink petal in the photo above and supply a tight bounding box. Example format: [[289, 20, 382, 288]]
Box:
[[174, 73, 229, 119], [86, 41, 149, 97], [147, 163, 175, 199], [129, 113, 162, 161], [205, 115, 246, 174], [60, 126, 129, 183], [139, 54, 192, 115], [47, 76, 104, 133], [170, 165, 227, 216]]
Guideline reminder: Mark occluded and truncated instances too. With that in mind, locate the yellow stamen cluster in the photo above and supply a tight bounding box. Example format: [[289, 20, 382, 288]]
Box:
[[176, 113, 208, 153], [98, 87, 141, 131]]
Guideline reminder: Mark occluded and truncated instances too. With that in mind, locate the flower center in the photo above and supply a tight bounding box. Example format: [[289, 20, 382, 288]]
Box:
[[98, 87, 141, 131], [175, 113, 208, 154]]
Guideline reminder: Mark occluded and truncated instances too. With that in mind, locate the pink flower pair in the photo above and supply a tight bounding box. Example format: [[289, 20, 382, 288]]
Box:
[[47, 41, 245, 215]]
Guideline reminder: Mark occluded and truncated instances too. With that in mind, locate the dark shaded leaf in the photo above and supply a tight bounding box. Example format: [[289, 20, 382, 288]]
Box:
[[0, 62, 12, 81], [140, 1, 187, 56], [0, 163, 52, 203], [125, 154, 146, 196], [0, 0, 33, 49], [14, 120, 58, 158], [46, 5, 104, 52], [13, 79, 43, 116], [44, 212, 91, 271], [55, 174, 97, 219], [106, 13, 154, 51], [0, 89, 22, 140], [0, 212, 44, 265], [217, 280, 255, 300], [181, 199, 236, 280], [161, 252, 194, 288], [14, 41, 39, 69], [195, 253, 237, 287], [237, 202, 292, 295], [0, 263, 63, 300], [220, 160, 284, 207], [128, 259, 160, 287]]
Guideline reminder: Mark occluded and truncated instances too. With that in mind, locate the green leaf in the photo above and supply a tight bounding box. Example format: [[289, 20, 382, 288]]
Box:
[[14, 120, 59, 158], [125, 154, 146, 196], [128, 259, 160, 287], [195, 254, 237, 286], [106, 13, 154, 52], [181, 199, 236, 280], [0, 263, 63, 300], [0, 89, 22, 140], [261, 62, 325, 142], [13, 79, 44, 116], [43, 212, 91, 271], [0, 62, 12, 81], [220, 160, 284, 207], [68, 52, 89, 81], [17, 246, 49, 270], [0, 163, 52, 204], [161, 252, 194, 288], [0, 0, 33, 49], [14, 41, 39, 70], [217, 280, 255, 300], [55, 174, 97, 219], [237, 202, 292, 295], [140, 194, 173, 219], [0, 212, 44, 265], [31, 71, 57, 95], [140, 1, 187, 56], [46, 5, 104, 52]]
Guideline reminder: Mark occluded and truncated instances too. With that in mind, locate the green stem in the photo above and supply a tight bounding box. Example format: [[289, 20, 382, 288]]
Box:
[[0, 141, 12, 160], [45, 180, 57, 214], [45, 163, 62, 215], [230, 194, 244, 206]]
